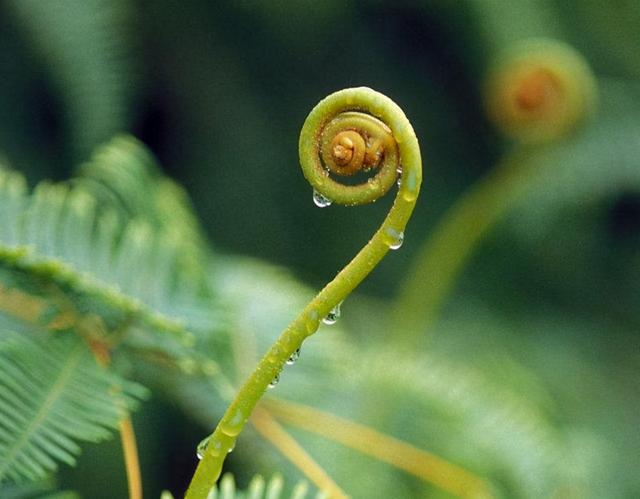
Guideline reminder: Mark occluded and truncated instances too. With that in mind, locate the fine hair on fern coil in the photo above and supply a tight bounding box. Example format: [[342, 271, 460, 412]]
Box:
[[484, 38, 597, 143]]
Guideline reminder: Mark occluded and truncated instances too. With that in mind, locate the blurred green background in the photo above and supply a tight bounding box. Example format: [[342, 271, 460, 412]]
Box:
[[0, 0, 638, 498]]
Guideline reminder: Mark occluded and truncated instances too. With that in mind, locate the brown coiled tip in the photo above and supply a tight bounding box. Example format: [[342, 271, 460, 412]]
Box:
[[329, 130, 366, 175], [324, 128, 386, 177]]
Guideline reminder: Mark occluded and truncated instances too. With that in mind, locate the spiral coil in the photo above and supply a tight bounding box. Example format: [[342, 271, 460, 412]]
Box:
[[299, 87, 420, 206]]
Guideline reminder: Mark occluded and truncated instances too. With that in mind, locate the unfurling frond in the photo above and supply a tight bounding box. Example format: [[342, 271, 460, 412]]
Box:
[[187, 88, 422, 497]]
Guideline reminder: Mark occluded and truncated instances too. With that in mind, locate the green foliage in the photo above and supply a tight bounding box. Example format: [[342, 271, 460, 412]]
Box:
[[5, 0, 136, 158], [0, 1, 638, 498], [0, 136, 221, 338], [206, 258, 575, 498], [0, 479, 79, 499], [0, 330, 147, 483], [163, 473, 322, 499], [0, 137, 225, 490], [76, 135, 212, 294]]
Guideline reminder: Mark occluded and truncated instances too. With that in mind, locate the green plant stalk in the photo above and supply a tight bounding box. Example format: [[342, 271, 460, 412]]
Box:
[[391, 145, 544, 343], [392, 38, 597, 343], [185, 87, 422, 498]]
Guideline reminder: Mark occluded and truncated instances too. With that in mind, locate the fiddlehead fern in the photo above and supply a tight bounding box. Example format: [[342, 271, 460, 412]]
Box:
[[186, 87, 422, 498], [393, 38, 598, 340], [484, 38, 596, 143]]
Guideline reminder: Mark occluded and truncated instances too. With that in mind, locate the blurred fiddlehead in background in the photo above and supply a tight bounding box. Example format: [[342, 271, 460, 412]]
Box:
[[484, 39, 596, 143], [392, 38, 597, 343]]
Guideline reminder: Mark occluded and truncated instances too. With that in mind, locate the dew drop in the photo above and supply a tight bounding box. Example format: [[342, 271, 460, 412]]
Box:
[[197, 434, 229, 460], [286, 348, 301, 365], [322, 302, 342, 325], [196, 436, 210, 460], [383, 227, 404, 250], [396, 165, 403, 187], [401, 170, 418, 202], [268, 372, 280, 388], [313, 189, 332, 208], [390, 233, 404, 249], [220, 408, 247, 437], [402, 189, 417, 202]]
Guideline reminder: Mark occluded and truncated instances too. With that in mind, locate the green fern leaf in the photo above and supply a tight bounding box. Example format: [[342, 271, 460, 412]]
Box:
[[162, 473, 323, 499], [75, 135, 212, 293], [0, 165, 214, 339], [0, 479, 79, 499], [0, 330, 147, 483]]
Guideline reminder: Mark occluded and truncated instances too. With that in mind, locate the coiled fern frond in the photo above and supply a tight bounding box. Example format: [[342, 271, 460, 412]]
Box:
[[187, 87, 422, 498]]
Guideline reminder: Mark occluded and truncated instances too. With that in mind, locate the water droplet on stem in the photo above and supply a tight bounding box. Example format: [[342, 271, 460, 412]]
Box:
[[313, 189, 332, 208], [401, 170, 418, 202], [383, 227, 404, 250], [389, 233, 404, 249], [286, 348, 301, 365], [322, 302, 342, 325], [268, 372, 280, 388], [196, 436, 210, 460], [220, 408, 247, 437]]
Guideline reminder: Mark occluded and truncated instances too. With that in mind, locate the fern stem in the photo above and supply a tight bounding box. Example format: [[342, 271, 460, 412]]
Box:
[[119, 418, 143, 499], [0, 282, 48, 323], [185, 88, 422, 498], [89, 339, 143, 499], [251, 407, 348, 498], [264, 398, 493, 499], [393, 39, 596, 342], [392, 146, 539, 340]]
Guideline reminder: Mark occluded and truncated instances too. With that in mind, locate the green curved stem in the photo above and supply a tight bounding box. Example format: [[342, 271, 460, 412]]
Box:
[[391, 145, 546, 344], [185, 87, 422, 498], [391, 37, 596, 345]]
